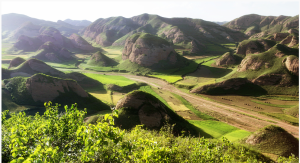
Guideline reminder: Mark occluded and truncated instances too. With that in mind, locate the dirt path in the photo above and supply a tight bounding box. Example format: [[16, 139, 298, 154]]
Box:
[[67, 69, 299, 138]]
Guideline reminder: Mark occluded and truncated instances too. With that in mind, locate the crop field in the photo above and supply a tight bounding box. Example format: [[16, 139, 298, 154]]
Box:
[[189, 120, 251, 141], [89, 91, 124, 106], [202, 95, 299, 125], [102, 47, 123, 58], [46, 61, 78, 69], [83, 73, 136, 86]]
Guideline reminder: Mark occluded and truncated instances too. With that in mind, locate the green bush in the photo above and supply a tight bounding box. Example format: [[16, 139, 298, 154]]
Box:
[[2, 102, 277, 162]]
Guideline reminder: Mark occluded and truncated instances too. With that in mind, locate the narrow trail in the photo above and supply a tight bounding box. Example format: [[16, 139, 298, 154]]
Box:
[[66, 68, 299, 138]]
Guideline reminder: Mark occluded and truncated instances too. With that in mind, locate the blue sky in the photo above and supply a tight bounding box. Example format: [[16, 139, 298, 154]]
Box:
[[1, 0, 299, 22]]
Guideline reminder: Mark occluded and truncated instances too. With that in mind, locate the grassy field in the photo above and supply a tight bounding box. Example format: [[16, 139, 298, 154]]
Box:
[[83, 73, 136, 86], [251, 100, 296, 108], [189, 120, 252, 141], [45, 61, 78, 69], [148, 75, 182, 83]]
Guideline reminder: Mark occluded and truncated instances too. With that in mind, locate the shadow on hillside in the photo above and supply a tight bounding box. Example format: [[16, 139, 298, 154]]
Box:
[[188, 65, 232, 78]]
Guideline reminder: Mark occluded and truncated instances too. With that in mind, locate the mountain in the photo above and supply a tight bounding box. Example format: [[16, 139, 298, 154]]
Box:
[[9, 26, 96, 56], [213, 21, 229, 25], [2, 13, 84, 38], [63, 19, 92, 27], [83, 13, 246, 55], [223, 14, 299, 38]]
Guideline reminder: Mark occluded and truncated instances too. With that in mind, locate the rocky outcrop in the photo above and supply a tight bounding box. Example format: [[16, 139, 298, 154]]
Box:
[[190, 78, 266, 95], [8, 57, 26, 69], [285, 56, 299, 76], [252, 74, 292, 86], [26, 74, 88, 103], [215, 52, 236, 66], [280, 35, 293, 45], [238, 56, 264, 72], [12, 35, 44, 52], [87, 51, 118, 67], [69, 33, 94, 51], [236, 39, 275, 55], [122, 33, 180, 68], [115, 91, 171, 129], [288, 36, 299, 47], [274, 33, 289, 41]]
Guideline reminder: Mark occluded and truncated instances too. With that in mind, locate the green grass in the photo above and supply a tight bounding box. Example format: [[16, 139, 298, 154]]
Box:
[[148, 75, 182, 83], [45, 61, 78, 69], [189, 120, 251, 141], [117, 60, 152, 75], [171, 93, 215, 120], [79, 64, 119, 72], [83, 73, 136, 87], [251, 100, 296, 108]]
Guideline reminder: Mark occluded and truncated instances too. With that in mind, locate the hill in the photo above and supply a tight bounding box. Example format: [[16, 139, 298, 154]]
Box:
[[8, 26, 96, 54], [121, 32, 189, 70], [2, 73, 110, 115], [63, 19, 92, 27], [245, 125, 299, 157], [114, 90, 201, 136], [224, 14, 299, 38], [83, 13, 246, 55], [87, 51, 118, 67], [2, 13, 83, 38]]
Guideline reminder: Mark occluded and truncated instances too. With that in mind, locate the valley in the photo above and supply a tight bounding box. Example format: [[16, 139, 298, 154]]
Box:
[[1, 11, 299, 162]]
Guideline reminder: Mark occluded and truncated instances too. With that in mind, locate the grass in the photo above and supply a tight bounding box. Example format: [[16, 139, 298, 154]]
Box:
[[45, 61, 78, 69], [189, 120, 251, 141], [251, 100, 296, 108], [83, 73, 136, 87], [148, 75, 182, 83]]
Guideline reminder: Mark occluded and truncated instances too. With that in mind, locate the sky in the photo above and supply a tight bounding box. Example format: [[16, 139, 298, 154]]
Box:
[[0, 0, 299, 22]]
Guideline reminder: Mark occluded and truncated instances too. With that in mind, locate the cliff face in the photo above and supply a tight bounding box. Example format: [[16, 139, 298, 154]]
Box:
[[224, 14, 299, 38], [285, 56, 299, 76], [122, 33, 179, 68], [26, 74, 88, 103], [236, 39, 276, 55]]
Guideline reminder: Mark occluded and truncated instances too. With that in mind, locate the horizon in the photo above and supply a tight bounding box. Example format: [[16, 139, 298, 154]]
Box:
[[1, 0, 299, 23]]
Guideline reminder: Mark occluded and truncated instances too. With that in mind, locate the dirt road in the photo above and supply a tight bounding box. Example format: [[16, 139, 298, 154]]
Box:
[[67, 69, 299, 138]]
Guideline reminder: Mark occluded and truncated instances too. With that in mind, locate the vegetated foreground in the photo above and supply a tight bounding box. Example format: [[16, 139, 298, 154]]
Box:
[[3, 102, 296, 163]]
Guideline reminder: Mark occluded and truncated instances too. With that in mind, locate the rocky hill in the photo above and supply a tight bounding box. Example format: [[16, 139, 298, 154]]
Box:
[[2, 73, 110, 114], [121, 32, 188, 69], [83, 13, 246, 55], [69, 33, 95, 51], [224, 14, 299, 38], [87, 51, 118, 67], [215, 52, 236, 66], [114, 90, 199, 135]]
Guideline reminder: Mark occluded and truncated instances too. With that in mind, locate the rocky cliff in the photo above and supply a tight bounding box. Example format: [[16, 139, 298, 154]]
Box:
[[215, 52, 236, 66], [236, 39, 276, 55]]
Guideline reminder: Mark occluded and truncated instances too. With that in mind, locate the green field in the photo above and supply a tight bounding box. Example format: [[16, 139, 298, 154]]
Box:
[[251, 100, 296, 108], [83, 73, 136, 86], [189, 120, 251, 141], [148, 75, 182, 83], [138, 86, 171, 109]]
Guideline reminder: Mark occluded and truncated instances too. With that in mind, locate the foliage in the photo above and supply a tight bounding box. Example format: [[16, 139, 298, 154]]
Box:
[[2, 102, 273, 162]]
